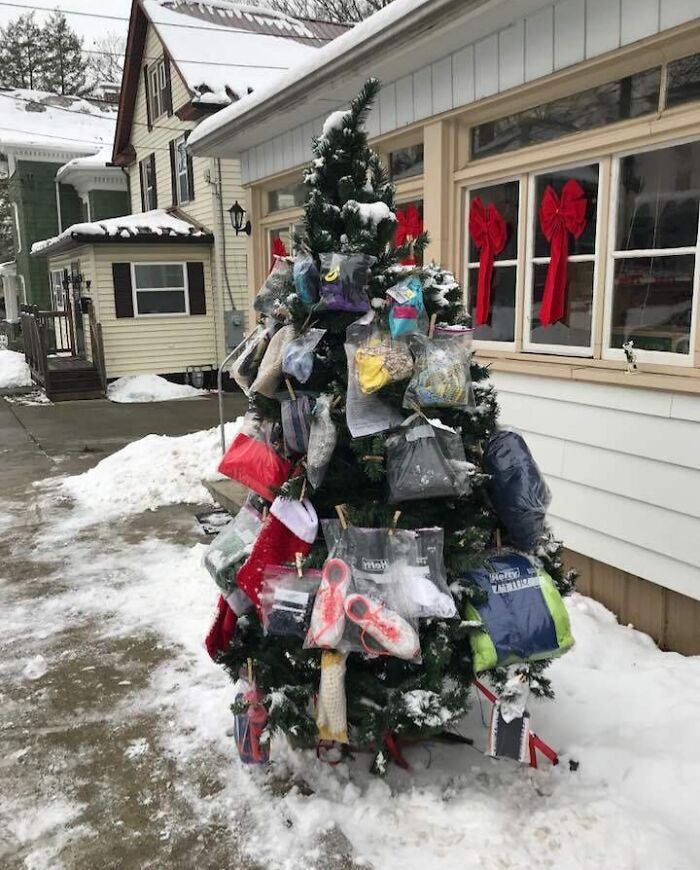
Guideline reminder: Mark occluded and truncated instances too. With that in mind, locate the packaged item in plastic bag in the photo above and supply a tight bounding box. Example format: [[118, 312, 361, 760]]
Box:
[[260, 565, 322, 638], [306, 393, 338, 489], [403, 328, 475, 410], [293, 253, 321, 307], [387, 276, 427, 338], [218, 413, 291, 501], [230, 325, 272, 393], [254, 256, 294, 316], [484, 430, 551, 551], [391, 527, 456, 619], [305, 557, 350, 649], [250, 324, 296, 399], [276, 391, 314, 455], [316, 650, 348, 743], [355, 325, 413, 395], [318, 252, 375, 313], [462, 550, 574, 672], [232, 675, 270, 765], [282, 327, 326, 384], [345, 314, 404, 437], [385, 415, 472, 502], [203, 496, 265, 594]]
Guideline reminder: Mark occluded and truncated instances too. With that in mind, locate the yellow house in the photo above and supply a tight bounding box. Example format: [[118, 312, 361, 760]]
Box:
[[190, 0, 700, 652], [31, 0, 344, 385]]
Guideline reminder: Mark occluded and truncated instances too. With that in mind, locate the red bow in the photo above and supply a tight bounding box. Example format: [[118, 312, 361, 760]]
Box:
[[269, 236, 289, 273], [468, 198, 507, 326], [395, 204, 422, 265], [538, 179, 588, 326]]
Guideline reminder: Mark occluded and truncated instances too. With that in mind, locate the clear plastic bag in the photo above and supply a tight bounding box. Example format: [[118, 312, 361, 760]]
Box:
[[254, 257, 294, 316], [385, 415, 472, 502], [282, 327, 326, 384], [390, 527, 456, 619], [345, 314, 403, 437], [387, 276, 427, 338], [250, 324, 296, 398], [231, 676, 270, 765], [276, 391, 314, 455], [218, 412, 292, 501], [317, 252, 376, 313], [483, 430, 552, 551], [293, 253, 321, 307], [260, 565, 322, 639], [306, 393, 338, 489], [203, 497, 264, 595], [354, 323, 413, 395], [229, 325, 272, 393], [403, 329, 475, 410]]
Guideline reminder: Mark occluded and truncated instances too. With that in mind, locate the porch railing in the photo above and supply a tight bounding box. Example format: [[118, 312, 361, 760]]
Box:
[[20, 311, 48, 386], [87, 302, 107, 392]]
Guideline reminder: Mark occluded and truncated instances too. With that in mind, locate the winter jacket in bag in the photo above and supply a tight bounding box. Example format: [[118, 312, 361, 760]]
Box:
[[463, 551, 574, 673]]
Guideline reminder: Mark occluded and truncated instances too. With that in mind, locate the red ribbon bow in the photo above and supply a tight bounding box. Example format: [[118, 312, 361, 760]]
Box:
[[395, 204, 423, 265], [538, 179, 588, 326], [468, 198, 507, 326]]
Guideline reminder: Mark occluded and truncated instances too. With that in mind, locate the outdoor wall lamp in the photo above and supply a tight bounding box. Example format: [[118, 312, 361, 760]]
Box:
[[228, 200, 252, 236]]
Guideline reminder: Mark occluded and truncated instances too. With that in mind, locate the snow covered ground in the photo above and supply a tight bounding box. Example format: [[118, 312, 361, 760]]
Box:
[[0, 348, 32, 389], [3, 422, 700, 869], [107, 374, 208, 403]]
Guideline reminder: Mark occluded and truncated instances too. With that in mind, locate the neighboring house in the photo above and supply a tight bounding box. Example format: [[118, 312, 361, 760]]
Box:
[[32, 0, 344, 386], [0, 89, 119, 311], [190, 0, 700, 654]]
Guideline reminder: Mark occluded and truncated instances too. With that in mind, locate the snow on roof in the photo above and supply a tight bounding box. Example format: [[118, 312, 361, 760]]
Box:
[[0, 89, 117, 153], [31, 209, 213, 257], [189, 0, 429, 149], [143, 0, 340, 105], [55, 147, 116, 181]]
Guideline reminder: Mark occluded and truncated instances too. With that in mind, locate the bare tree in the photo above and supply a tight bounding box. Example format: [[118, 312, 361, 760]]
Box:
[[86, 31, 126, 90], [267, 0, 394, 24]]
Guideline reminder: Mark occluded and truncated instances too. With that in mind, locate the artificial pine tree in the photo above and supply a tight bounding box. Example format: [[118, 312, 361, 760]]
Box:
[[219, 79, 575, 763]]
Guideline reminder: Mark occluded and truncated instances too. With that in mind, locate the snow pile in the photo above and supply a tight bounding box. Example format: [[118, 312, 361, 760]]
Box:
[[0, 349, 32, 389], [57, 419, 243, 522], [107, 374, 208, 403], [321, 109, 351, 136], [352, 200, 396, 226]]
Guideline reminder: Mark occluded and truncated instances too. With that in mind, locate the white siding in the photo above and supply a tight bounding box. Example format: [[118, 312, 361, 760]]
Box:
[[491, 371, 700, 602], [240, 0, 699, 184]]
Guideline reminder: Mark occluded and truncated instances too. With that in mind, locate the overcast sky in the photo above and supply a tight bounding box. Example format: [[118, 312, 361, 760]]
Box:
[[0, 0, 133, 47]]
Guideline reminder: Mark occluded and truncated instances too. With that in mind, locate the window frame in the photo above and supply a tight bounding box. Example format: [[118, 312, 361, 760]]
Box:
[[464, 176, 523, 352], [602, 136, 700, 367], [148, 59, 166, 120], [130, 262, 190, 318], [140, 155, 157, 211], [50, 269, 66, 311], [175, 134, 191, 205], [522, 158, 606, 357]]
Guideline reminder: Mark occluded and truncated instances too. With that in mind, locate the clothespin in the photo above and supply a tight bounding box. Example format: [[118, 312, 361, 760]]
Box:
[[362, 455, 383, 463], [388, 510, 402, 536], [335, 504, 348, 530], [428, 313, 437, 339], [295, 552, 304, 579], [285, 378, 297, 401], [247, 657, 254, 684], [262, 505, 269, 521], [495, 528, 502, 549], [300, 476, 307, 501], [331, 394, 342, 409]]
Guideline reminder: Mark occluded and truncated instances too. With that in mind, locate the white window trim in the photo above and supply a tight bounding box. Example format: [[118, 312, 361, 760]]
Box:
[[522, 158, 605, 358], [149, 60, 165, 120], [602, 136, 700, 367], [130, 262, 189, 318], [140, 157, 156, 211], [175, 135, 191, 205], [464, 176, 522, 353], [12, 203, 22, 253]]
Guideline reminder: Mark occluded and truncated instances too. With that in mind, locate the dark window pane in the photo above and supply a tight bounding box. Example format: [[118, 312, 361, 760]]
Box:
[[134, 264, 184, 289], [468, 181, 519, 262], [467, 265, 516, 341], [534, 164, 599, 257], [530, 261, 593, 347], [471, 68, 660, 160], [389, 144, 424, 180], [610, 255, 694, 354], [136, 290, 186, 314], [666, 53, 700, 109], [267, 182, 306, 212], [616, 141, 700, 250]]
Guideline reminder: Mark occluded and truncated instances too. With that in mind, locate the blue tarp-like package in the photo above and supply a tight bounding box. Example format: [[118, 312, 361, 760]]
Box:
[[484, 430, 551, 551], [463, 551, 574, 673]]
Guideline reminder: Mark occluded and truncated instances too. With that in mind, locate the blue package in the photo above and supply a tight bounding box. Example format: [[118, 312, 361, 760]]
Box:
[[387, 277, 426, 338], [293, 254, 321, 307]]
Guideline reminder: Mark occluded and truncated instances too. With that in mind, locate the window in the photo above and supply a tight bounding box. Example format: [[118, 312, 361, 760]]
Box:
[[12, 203, 21, 252], [148, 58, 168, 120], [666, 53, 700, 110], [525, 163, 600, 353], [605, 140, 700, 361], [471, 68, 661, 160], [267, 182, 306, 213], [132, 263, 188, 316], [140, 154, 157, 211], [50, 270, 67, 311], [175, 135, 192, 204], [465, 181, 519, 344], [389, 144, 424, 180]]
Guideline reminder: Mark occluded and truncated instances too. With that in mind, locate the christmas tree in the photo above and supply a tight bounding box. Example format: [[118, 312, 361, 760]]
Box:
[[216, 78, 575, 765]]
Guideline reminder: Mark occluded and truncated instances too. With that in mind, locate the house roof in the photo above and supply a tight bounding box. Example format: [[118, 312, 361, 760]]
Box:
[[0, 88, 117, 154], [31, 208, 213, 257], [113, 0, 346, 163]]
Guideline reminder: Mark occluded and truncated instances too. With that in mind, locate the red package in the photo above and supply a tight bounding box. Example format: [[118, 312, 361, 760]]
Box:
[[218, 431, 292, 501]]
